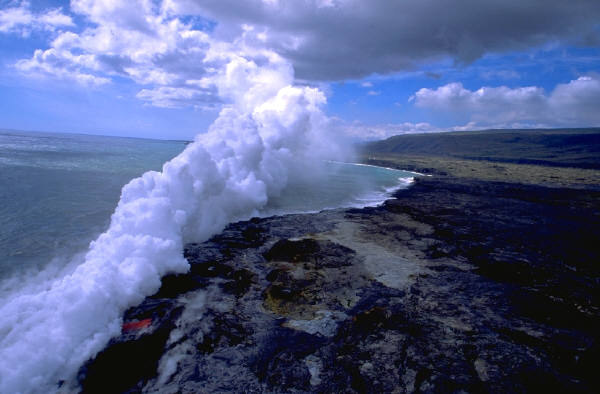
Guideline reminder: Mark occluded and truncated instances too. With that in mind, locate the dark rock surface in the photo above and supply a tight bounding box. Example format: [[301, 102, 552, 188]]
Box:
[[78, 176, 600, 393]]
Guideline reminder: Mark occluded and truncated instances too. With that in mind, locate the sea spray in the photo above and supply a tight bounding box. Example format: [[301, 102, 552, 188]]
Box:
[[0, 51, 345, 392]]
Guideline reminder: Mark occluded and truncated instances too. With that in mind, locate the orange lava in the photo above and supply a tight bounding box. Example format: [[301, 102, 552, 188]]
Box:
[[122, 318, 152, 332]]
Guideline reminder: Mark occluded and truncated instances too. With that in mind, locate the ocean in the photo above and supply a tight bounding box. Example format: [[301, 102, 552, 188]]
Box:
[[0, 130, 188, 280], [0, 129, 414, 392], [0, 129, 413, 282]]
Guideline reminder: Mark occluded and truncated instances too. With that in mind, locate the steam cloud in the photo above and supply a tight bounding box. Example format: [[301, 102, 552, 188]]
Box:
[[0, 48, 345, 393]]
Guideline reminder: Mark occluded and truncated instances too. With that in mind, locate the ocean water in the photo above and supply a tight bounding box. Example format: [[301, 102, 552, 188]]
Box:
[[0, 130, 412, 282], [264, 161, 415, 215], [0, 129, 414, 392], [0, 130, 188, 280]]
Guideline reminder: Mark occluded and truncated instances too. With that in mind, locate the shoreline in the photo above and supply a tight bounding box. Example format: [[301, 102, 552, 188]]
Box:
[[327, 159, 428, 177], [77, 160, 600, 392], [257, 161, 417, 218]]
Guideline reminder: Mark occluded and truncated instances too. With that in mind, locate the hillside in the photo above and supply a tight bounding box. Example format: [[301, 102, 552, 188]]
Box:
[[362, 128, 600, 169]]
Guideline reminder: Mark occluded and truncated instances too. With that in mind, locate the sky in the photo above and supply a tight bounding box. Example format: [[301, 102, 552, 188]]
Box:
[[1, 0, 599, 141]]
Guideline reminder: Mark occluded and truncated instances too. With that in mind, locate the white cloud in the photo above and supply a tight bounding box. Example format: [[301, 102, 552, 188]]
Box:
[[411, 76, 600, 127], [0, 1, 73, 35], [11, 0, 224, 102], [367, 90, 380, 96], [411, 83, 547, 120], [16, 48, 110, 86], [6, 0, 600, 118], [10, 0, 310, 108], [549, 76, 600, 124], [37, 8, 73, 28]]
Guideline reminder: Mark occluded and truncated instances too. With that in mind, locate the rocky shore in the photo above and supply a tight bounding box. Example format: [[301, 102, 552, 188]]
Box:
[[77, 174, 600, 393]]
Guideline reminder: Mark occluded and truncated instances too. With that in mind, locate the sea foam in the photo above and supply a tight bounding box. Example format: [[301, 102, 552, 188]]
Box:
[[0, 51, 344, 393]]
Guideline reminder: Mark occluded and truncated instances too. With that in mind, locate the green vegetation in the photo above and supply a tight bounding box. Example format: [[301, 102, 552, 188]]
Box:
[[360, 128, 600, 188], [363, 128, 600, 168]]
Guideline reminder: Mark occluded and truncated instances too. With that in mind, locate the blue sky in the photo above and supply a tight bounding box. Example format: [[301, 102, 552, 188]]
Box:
[[328, 46, 600, 127], [1, 0, 600, 140]]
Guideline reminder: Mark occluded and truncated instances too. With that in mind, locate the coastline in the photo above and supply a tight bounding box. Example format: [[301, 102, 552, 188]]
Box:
[[258, 162, 416, 217], [77, 157, 600, 393], [326, 159, 428, 177]]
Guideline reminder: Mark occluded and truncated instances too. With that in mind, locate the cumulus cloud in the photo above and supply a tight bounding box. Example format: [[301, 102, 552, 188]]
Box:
[[6, 0, 600, 108], [0, 1, 73, 35], [12, 0, 342, 106], [550, 76, 600, 124], [9, 0, 224, 99], [174, 0, 600, 80], [5, 0, 600, 122], [411, 75, 600, 127], [16, 47, 111, 86]]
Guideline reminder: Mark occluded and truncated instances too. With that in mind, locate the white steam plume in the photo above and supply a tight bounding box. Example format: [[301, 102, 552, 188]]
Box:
[[0, 49, 345, 393]]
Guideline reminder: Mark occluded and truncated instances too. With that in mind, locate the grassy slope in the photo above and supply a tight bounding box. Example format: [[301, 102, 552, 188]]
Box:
[[360, 128, 600, 188], [363, 128, 600, 168]]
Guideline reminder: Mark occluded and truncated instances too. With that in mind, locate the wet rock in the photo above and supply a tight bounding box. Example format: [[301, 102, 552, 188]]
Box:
[[78, 176, 600, 393], [221, 268, 256, 297], [211, 221, 267, 249], [264, 238, 320, 262], [264, 238, 355, 268], [196, 312, 249, 354], [250, 327, 325, 391]]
